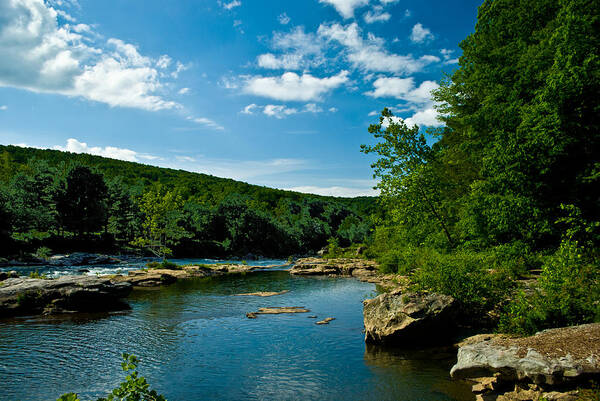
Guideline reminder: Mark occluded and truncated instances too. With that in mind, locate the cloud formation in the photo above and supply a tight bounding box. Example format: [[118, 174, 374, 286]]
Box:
[[242, 71, 349, 101], [0, 0, 181, 111], [410, 23, 434, 43], [319, 0, 369, 18], [318, 23, 440, 74], [52, 138, 155, 162]]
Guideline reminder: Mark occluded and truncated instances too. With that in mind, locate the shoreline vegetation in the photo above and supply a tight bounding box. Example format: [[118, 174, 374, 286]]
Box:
[[0, 0, 598, 399]]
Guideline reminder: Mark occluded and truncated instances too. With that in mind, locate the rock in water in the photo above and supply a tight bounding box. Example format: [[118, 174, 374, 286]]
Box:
[[363, 290, 457, 345], [0, 276, 132, 317]]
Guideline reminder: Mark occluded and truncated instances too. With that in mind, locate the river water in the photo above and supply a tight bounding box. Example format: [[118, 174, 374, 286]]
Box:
[[0, 269, 473, 400]]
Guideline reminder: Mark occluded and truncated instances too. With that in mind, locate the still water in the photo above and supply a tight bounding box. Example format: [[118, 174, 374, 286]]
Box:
[[0, 271, 473, 400]]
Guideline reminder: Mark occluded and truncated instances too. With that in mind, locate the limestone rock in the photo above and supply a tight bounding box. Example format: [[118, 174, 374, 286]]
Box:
[[451, 323, 600, 385], [363, 290, 458, 345], [0, 275, 132, 317]]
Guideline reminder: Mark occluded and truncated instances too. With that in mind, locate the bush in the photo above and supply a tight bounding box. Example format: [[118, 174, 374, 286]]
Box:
[[498, 241, 600, 335], [57, 353, 166, 401], [410, 249, 514, 313], [146, 260, 181, 270]]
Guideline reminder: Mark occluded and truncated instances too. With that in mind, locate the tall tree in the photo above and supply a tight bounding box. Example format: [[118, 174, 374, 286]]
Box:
[[132, 186, 189, 259], [55, 166, 108, 237], [361, 108, 455, 248]]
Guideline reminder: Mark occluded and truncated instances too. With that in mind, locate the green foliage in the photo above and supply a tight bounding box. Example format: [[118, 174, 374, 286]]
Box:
[[34, 246, 52, 260], [29, 270, 48, 279], [131, 187, 189, 260], [499, 241, 600, 335], [145, 260, 181, 270], [55, 166, 108, 237], [409, 249, 515, 313], [0, 146, 373, 259], [58, 353, 166, 401]]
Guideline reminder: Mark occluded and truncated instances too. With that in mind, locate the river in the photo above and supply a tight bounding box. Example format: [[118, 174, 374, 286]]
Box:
[[0, 266, 473, 400]]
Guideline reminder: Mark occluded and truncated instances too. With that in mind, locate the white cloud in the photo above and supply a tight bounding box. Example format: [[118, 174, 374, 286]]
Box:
[[329, 107, 338, 112], [363, 6, 391, 23], [0, 0, 182, 112], [367, 77, 443, 128], [365, 77, 439, 104], [410, 23, 434, 43], [257, 53, 304, 70], [304, 103, 323, 113], [156, 55, 172, 69], [257, 27, 324, 71], [284, 185, 378, 197], [219, 0, 241, 10], [263, 104, 298, 118], [241, 103, 258, 114], [242, 70, 349, 101], [441, 48, 459, 64], [319, 0, 369, 19], [0, 105, 7, 111], [178, 87, 190, 95], [53, 138, 146, 162], [318, 22, 439, 74], [278, 12, 290, 25], [368, 110, 378, 116], [242, 103, 323, 118], [404, 107, 441, 127], [187, 116, 225, 131]]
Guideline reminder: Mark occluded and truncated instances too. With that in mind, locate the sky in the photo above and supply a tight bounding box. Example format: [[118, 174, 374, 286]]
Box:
[[0, 0, 482, 197]]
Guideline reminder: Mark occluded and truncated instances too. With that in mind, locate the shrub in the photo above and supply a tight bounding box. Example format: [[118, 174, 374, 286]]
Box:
[[57, 353, 166, 401], [410, 249, 514, 313], [499, 240, 600, 335], [34, 246, 52, 261], [146, 260, 181, 270]]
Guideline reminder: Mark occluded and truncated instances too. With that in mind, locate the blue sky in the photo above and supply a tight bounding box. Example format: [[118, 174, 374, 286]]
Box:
[[0, 0, 481, 197]]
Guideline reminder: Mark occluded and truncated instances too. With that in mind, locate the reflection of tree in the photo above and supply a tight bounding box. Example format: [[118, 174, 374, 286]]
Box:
[[363, 344, 473, 401]]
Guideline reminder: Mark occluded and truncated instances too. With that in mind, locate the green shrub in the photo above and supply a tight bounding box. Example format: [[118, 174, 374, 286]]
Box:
[[146, 260, 181, 270], [57, 353, 166, 401], [29, 270, 48, 279], [499, 241, 600, 335], [34, 246, 52, 261], [410, 249, 514, 313]]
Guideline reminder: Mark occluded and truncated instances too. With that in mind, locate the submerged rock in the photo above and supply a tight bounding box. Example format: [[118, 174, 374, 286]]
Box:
[[246, 306, 310, 318], [234, 290, 289, 297], [0, 275, 132, 317], [452, 324, 600, 400], [363, 290, 458, 345]]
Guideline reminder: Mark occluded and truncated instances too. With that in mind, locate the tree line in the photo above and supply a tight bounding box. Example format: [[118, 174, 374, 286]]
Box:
[[0, 150, 372, 259], [363, 0, 599, 334]]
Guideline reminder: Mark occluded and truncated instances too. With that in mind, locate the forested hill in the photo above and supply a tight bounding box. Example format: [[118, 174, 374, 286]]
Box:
[[0, 145, 374, 215], [0, 145, 375, 258]]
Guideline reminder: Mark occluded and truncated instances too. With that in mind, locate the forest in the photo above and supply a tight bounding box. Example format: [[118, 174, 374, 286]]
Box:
[[361, 0, 599, 335], [0, 145, 374, 259]]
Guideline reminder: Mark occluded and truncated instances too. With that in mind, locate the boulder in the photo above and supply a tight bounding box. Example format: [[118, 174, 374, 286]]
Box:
[[0, 275, 132, 317], [48, 253, 121, 267], [0, 270, 19, 281], [363, 290, 458, 345]]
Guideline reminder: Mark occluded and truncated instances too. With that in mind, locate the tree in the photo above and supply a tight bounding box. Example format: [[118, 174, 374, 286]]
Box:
[[361, 108, 455, 247], [8, 159, 59, 234], [55, 166, 108, 237], [132, 186, 189, 259], [107, 177, 141, 242]]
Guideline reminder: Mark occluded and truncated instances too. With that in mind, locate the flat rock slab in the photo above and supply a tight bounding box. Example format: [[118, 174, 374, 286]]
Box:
[[246, 306, 310, 318], [451, 323, 600, 386], [316, 317, 336, 325], [234, 290, 289, 297], [0, 275, 132, 317]]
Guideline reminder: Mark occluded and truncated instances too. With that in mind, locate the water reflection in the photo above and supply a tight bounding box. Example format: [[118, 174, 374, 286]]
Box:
[[1, 271, 472, 400]]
